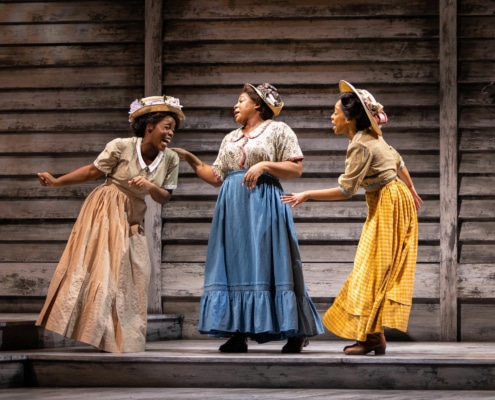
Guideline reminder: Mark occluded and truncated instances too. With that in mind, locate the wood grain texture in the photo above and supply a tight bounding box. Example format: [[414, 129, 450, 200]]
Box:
[[2, 0, 495, 344]]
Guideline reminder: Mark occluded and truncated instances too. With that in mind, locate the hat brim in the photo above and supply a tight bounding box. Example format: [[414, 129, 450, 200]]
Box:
[[248, 84, 284, 117], [129, 104, 186, 123], [339, 80, 382, 135]]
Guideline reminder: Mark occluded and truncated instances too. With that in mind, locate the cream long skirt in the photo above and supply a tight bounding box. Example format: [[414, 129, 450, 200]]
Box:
[[36, 184, 151, 353]]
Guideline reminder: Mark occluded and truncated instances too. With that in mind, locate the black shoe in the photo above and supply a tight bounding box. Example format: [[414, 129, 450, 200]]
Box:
[[281, 336, 309, 353], [219, 333, 248, 353]]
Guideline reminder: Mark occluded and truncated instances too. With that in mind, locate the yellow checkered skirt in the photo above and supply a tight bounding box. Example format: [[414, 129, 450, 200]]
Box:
[[323, 178, 418, 341]]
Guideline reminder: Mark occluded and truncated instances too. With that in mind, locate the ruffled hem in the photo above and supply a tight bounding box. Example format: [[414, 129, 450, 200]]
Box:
[[198, 289, 324, 342]]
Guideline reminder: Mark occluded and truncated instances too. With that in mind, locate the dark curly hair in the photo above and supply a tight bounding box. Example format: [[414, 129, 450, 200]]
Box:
[[130, 112, 181, 137], [339, 92, 371, 132], [243, 84, 274, 121]]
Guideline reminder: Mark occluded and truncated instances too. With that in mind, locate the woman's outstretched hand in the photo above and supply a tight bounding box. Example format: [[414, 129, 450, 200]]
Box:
[[281, 192, 307, 207], [38, 172, 57, 187]]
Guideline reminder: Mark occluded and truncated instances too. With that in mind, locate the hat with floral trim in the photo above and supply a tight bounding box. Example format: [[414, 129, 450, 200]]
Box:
[[247, 83, 284, 117], [339, 80, 387, 135], [128, 95, 185, 122]]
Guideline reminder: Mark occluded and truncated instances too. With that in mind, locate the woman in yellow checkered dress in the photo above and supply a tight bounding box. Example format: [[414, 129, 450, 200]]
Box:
[[281, 80, 423, 355]]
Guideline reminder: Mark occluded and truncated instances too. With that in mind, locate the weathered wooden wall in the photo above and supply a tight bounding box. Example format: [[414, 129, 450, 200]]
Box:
[[0, 0, 494, 342], [456, 0, 495, 340], [0, 0, 146, 307], [161, 0, 443, 340]]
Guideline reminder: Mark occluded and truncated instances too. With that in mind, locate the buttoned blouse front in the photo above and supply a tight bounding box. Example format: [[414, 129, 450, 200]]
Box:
[[212, 120, 304, 182]]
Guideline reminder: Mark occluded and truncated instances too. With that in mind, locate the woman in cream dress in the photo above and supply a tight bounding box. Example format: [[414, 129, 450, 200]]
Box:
[[36, 96, 185, 352]]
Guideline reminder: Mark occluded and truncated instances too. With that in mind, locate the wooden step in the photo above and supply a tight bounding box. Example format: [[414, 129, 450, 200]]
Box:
[[2, 340, 495, 390], [0, 313, 183, 351], [2, 387, 495, 399]]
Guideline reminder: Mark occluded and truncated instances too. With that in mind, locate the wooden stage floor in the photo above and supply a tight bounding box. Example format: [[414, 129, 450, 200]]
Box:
[[2, 340, 495, 398], [2, 387, 495, 400]]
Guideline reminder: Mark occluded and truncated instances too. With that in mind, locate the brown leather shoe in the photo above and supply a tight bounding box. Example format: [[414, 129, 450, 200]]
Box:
[[343, 333, 386, 356], [281, 336, 309, 353]]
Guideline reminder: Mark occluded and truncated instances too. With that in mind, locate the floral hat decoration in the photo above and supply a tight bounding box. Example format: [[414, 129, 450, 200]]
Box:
[[339, 80, 387, 135], [128, 95, 185, 122], [247, 83, 284, 117]]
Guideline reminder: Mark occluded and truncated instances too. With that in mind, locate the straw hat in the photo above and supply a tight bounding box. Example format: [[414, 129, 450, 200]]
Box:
[[339, 80, 387, 135], [247, 83, 284, 117], [128, 95, 185, 122]]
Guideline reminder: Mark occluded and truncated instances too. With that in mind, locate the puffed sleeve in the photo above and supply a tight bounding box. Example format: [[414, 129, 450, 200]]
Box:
[[162, 149, 180, 190], [275, 123, 304, 162], [390, 146, 405, 170], [338, 142, 372, 197], [211, 134, 231, 182], [93, 138, 124, 174]]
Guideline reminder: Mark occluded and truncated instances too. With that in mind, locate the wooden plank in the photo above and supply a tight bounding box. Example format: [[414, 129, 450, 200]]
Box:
[[0, 130, 439, 155], [160, 84, 441, 108], [0, 45, 144, 68], [460, 304, 495, 341], [460, 176, 495, 196], [163, 19, 439, 41], [459, 61, 495, 82], [459, 245, 495, 264], [0, 67, 144, 89], [459, 153, 495, 174], [161, 262, 439, 299], [0, 263, 55, 296], [6, 386, 495, 399], [0, 23, 144, 45], [0, 1, 144, 23], [165, 41, 438, 64], [458, 264, 495, 298], [0, 89, 139, 111], [459, 16, 495, 38], [458, 39, 495, 61], [0, 200, 83, 220], [162, 0, 439, 19], [0, 85, 440, 111], [170, 129, 440, 152], [163, 63, 440, 87], [0, 225, 73, 241], [162, 244, 441, 264], [459, 105, 495, 128], [161, 222, 440, 242], [459, 0, 495, 15], [0, 177, 440, 198], [144, 0, 164, 314], [459, 130, 495, 151], [459, 199, 495, 219], [163, 199, 440, 220], [0, 243, 65, 263], [0, 108, 439, 132], [459, 222, 495, 241], [438, 0, 458, 341], [0, 133, 121, 153]]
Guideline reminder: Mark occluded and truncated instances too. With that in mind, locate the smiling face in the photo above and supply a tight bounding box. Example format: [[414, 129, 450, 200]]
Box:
[[233, 92, 258, 125], [144, 115, 177, 152]]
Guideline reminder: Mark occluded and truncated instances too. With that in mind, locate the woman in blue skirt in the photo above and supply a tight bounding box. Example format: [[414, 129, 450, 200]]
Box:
[[172, 83, 323, 353]]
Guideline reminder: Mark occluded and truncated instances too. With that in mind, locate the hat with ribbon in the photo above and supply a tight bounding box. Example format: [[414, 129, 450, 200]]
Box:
[[247, 83, 284, 117], [128, 95, 185, 122], [339, 80, 387, 135]]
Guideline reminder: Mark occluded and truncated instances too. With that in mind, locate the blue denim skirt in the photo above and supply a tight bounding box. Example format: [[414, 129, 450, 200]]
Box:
[[197, 170, 324, 342]]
